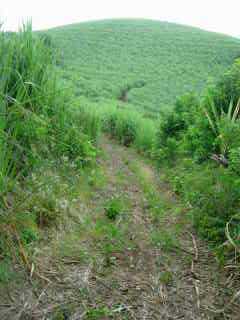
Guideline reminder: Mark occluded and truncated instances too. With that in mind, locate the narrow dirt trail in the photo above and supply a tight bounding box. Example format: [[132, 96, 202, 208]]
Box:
[[1, 138, 238, 319], [93, 138, 233, 320]]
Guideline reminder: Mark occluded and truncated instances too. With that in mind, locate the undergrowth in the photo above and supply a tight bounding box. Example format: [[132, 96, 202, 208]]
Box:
[[0, 23, 100, 276]]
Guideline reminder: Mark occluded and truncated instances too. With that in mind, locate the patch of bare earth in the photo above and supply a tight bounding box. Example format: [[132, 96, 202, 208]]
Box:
[[0, 137, 239, 319]]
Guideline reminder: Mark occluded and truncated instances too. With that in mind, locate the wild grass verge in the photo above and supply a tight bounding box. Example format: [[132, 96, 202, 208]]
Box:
[[100, 104, 156, 155], [151, 61, 240, 264], [0, 23, 100, 276]]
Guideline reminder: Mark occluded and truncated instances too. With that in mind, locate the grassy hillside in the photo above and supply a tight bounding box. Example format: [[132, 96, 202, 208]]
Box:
[[47, 19, 240, 113]]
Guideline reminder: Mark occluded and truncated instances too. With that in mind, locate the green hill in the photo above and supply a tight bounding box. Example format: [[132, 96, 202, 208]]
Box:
[[47, 19, 240, 113]]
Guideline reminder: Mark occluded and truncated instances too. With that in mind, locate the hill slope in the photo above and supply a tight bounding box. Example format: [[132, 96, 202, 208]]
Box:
[[48, 19, 240, 113]]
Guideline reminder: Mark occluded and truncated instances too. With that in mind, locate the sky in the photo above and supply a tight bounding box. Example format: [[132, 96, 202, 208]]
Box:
[[0, 0, 239, 37]]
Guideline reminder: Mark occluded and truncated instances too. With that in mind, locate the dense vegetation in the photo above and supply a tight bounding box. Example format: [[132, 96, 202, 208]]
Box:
[[47, 19, 240, 114], [0, 24, 101, 270], [153, 60, 240, 259]]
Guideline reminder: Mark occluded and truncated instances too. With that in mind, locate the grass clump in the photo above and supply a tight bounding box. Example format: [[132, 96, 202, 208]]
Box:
[[151, 229, 178, 252], [86, 306, 112, 319], [0, 260, 14, 283], [104, 196, 125, 220], [102, 105, 156, 154], [159, 271, 173, 285], [102, 107, 139, 146]]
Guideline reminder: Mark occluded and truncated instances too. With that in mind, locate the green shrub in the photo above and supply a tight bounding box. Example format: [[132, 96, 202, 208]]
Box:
[[202, 97, 240, 156], [73, 104, 101, 143], [134, 118, 156, 155], [155, 93, 198, 145], [33, 196, 61, 227], [0, 260, 14, 283], [179, 165, 240, 243], [153, 137, 179, 165], [153, 61, 240, 257], [183, 112, 216, 162], [216, 116, 240, 154], [104, 197, 125, 220], [99, 103, 156, 155], [86, 306, 112, 319], [52, 115, 97, 168], [153, 93, 201, 162], [102, 106, 155, 152], [111, 110, 139, 146], [102, 109, 118, 137], [181, 59, 240, 161]]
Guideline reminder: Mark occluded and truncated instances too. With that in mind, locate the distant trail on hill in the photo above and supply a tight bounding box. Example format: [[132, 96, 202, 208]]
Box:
[[47, 19, 240, 113]]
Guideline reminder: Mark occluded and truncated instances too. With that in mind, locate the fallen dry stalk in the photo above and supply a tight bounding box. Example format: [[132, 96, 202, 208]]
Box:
[[11, 225, 52, 284], [189, 232, 201, 310]]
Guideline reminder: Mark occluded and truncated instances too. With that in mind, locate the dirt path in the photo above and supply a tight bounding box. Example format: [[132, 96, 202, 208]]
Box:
[[0, 137, 238, 319]]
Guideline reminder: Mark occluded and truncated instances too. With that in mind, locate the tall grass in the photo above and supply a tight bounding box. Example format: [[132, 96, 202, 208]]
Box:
[[0, 23, 102, 198], [101, 105, 156, 154], [0, 23, 56, 195], [0, 23, 101, 269]]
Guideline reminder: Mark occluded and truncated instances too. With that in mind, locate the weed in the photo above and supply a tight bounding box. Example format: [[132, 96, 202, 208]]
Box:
[[86, 306, 112, 319], [52, 307, 72, 320], [57, 233, 90, 263], [104, 197, 125, 220], [159, 271, 173, 285], [0, 261, 13, 283], [151, 230, 178, 252]]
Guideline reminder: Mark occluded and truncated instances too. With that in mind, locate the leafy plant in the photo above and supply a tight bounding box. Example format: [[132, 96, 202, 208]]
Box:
[[86, 306, 112, 319], [151, 229, 178, 251], [104, 197, 125, 220], [229, 147, 240, 174], [204, 97, 240, 155]]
